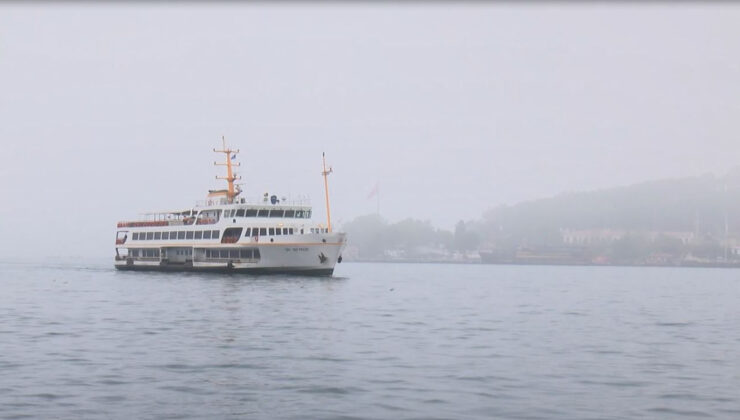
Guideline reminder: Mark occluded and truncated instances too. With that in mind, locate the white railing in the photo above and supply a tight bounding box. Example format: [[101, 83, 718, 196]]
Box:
[[195, 195, 311, 208]]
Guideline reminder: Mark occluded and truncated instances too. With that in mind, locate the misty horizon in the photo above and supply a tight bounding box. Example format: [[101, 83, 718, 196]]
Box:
[[1, 3, 739, 258]]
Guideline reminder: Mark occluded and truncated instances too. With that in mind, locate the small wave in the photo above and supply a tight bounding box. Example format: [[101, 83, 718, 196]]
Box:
[[647, 407, 713, 417], [296, 386, 358, 395], [158, 385, 217, 395], [25, 393, 71, 400], [579, 379, 650, 388]]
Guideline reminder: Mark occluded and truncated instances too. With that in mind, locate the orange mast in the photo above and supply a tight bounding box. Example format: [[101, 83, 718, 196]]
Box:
[[213, 136, 241, 203], [321, 152, 333, 233]]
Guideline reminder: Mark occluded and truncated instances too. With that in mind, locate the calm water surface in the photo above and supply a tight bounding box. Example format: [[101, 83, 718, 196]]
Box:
[[1, 260, 739, 419]]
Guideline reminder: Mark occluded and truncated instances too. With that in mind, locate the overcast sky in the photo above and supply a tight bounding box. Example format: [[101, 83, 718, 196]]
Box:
[[1, 3, 739, 258]]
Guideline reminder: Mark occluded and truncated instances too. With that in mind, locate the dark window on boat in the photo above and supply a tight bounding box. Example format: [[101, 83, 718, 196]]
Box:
[[186, 231, 194, 239], [217, 250, 226, 258], [177, 231, 186, 240], [143, 249, 159, 258], [146, 232, 154, 240], [281, 228, 287, 235], [284, 210, 295, 218], [268, 228, 275, 235], [246, 209, 258, 217], [229, 250, 239, 259], [154, 232, 161, 240], [195, 231, 203, 240], [239, 249, 250, 258], [289, 228, 294, 235], [306, 210, 312, 219], [275, 228, 282, 236], [203, 231, 211, 239], [257, 209, 269, 217], [259, 228, 267, 236], [254, 249, 260, 259], [161, 232, 168, 240], [269, 210, 284, 218], [236, 209, 245, 217], [244, 228, 251, 237], [212, 230, 219, 239], [133, 232, 139, 240]]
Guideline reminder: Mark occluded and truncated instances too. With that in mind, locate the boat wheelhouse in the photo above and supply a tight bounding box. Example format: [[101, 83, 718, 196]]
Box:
[[114, 138, 346, 275]]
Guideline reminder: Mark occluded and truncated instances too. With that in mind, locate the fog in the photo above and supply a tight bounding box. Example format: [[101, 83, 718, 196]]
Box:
[[1, 3, 739, 259]]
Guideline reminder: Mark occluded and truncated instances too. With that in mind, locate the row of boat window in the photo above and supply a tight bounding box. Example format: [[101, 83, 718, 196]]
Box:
[[131, 227, 329, 241], [243, 227, 329, 236], [246, 227, 292, 237], [223, 209, 312, 219], [205, 248, 260, 259], [133, 230, 220, 241], [130, 249, 160, 258], [128, 248, 258, 260]]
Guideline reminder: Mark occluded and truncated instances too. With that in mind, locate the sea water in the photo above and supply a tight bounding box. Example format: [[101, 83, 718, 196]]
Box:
[[1, 260, 739, 419]]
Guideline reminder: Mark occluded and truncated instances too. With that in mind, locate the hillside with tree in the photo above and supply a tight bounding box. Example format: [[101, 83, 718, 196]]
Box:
[[340, 169, 740, 265]]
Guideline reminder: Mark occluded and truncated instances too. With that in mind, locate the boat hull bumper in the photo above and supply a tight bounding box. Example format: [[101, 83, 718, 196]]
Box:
[[114, 264, 335, 276]]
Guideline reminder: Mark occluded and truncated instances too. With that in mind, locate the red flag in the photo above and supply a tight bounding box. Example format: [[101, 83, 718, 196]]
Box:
[[367, 183, 379, 199]]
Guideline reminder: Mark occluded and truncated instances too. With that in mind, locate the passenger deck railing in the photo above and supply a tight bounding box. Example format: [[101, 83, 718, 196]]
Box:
[[195, 195, 311, 207], [196, 218, 217, 225], [117, 221, 169, 228]]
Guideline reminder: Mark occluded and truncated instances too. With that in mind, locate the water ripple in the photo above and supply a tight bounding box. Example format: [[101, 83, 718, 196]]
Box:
[[1, 261, 739, 420]]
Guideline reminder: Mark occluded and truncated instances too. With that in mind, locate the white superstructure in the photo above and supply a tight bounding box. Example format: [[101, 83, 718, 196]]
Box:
[[114, 138, 346, 275]]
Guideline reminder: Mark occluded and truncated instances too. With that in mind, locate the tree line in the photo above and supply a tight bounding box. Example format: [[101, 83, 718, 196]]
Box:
[[340, 168, 740, 260]]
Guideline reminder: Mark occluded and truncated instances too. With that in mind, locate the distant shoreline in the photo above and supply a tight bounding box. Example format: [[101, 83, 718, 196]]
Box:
[[346, 259, 740, 269]]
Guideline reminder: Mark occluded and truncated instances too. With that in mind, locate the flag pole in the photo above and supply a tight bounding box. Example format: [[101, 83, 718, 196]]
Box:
[[321, 152, 333, 233]]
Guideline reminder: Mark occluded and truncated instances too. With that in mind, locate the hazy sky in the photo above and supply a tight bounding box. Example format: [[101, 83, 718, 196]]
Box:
[[1, 3, 739, 258]]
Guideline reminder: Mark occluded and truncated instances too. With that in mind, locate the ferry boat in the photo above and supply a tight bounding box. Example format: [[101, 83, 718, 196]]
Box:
[[114, 138, 346, 275]]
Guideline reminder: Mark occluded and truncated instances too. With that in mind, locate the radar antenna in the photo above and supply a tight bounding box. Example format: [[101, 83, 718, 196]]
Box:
[[213, 136, 242, 203]]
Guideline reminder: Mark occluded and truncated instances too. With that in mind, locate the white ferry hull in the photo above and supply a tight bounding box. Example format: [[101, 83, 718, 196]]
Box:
[[114, 234, 346, 276]]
